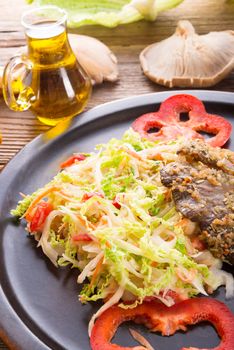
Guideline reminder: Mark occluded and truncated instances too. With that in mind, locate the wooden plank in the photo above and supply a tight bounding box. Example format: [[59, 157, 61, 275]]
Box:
[[1, 63, 233, 171]]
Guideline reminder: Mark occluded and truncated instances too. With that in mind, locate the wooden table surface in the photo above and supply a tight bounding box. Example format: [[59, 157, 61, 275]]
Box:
[[0, 0, 234, 348]]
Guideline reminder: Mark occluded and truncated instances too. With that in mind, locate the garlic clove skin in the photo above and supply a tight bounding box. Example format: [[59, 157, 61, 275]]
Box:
[[140, 20, 234, 88], [68, 34, 118, 85], [0, 34, 118, 89]]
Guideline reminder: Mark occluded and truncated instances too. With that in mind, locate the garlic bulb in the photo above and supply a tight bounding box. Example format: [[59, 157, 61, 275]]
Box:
[[140, 20, 234, 88]]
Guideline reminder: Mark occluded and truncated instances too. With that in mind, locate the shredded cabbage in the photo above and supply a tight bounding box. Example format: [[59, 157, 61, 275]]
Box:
[[26, 0, 184, 28], [11, 193, 36, 217], [12, 128, 233, 322]]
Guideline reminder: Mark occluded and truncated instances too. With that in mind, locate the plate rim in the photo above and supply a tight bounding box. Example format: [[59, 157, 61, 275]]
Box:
[[0, 89, 233, 350]]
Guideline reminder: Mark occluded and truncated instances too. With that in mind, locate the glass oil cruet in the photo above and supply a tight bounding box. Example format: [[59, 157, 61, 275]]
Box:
[[2, 6, 92, 126]]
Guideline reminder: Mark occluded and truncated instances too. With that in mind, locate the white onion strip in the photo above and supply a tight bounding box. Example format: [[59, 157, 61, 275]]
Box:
[[212, 268, 234, 299], [77, 252, 104, 284], [38, 210, 64, 266], [154, 294, 175, 307], [129, 329, 154, 350]]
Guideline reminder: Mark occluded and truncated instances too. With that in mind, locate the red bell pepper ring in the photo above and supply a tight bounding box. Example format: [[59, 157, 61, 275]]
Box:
[[29, 201, 53, 233], [90, 298, 234, 350], [132, 94, 232, 147], [72, 233, 93, 242], [60, 154, 86, 168]]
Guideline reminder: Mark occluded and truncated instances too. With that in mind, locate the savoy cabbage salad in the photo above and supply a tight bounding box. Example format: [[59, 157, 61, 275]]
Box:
[[26, 0, 184, 27], [12, 128, 234, 335]]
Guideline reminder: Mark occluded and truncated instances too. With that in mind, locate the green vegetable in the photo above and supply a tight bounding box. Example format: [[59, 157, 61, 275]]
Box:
[[80, 274, 112, 303], [11, 193, 36, 217], [26, 0, 184, 28], [121, 128, 156, 151]]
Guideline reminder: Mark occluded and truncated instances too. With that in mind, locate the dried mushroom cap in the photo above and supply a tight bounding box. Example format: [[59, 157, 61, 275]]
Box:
[[0, 34, 118, 89], [140, 20, 234, 88]]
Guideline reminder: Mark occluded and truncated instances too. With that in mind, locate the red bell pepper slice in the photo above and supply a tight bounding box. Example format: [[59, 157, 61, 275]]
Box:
[[60, 154, 86, 168], [29, 201, 53, 233], [90, 298, 234, 350], [132, 94, 232, 147]]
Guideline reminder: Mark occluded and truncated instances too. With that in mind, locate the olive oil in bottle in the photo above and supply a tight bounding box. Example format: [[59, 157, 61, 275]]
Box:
[[26, 24, 92, 125], [3, 7, 92, 126]]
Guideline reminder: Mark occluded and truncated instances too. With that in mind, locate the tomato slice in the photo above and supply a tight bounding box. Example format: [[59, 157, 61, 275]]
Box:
[[72, 233, 92, 242], [82, 192, 104, 201], [132, 94, 232, 147], [90, 298, 234, 350], [29, 201, 53, 233], [112, 199, 121, 209], [191, 236, 207, 251], [60, 154, 86, 168]]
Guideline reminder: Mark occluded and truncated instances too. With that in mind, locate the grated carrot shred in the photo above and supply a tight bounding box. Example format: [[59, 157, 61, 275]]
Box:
[[90, 257, 104, 288]]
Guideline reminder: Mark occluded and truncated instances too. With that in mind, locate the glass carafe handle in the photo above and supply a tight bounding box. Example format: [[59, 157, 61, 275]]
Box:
[[2, 55, 35, 112]]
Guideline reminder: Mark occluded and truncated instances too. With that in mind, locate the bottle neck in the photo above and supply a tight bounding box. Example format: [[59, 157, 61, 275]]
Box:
[[26, 26, 75, 65]]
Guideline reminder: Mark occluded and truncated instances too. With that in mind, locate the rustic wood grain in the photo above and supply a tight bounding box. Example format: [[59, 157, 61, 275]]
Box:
[[0, 0, 234, 348]]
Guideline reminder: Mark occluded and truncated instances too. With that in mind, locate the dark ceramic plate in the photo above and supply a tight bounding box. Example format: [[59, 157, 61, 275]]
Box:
[[0, 91, 233, 350]]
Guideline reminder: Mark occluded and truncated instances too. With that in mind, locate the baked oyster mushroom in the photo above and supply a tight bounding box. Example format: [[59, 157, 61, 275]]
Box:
[[140, 20, 234, 88]]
